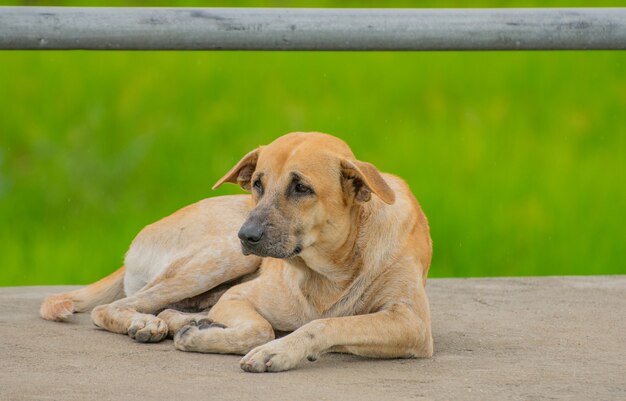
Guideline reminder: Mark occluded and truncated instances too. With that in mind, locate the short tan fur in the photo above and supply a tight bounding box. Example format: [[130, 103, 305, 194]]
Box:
[[41, 132, 433, 372]]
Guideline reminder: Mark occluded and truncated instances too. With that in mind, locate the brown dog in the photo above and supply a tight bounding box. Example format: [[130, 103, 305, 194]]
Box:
[[40, 132, 433, 372]]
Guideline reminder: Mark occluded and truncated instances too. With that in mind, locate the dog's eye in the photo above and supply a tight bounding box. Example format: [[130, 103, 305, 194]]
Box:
[[253, 179, 263, 194], [294, 183, 313, 195]]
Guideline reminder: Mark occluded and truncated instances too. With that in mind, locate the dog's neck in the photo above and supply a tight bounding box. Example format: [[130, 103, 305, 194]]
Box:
[[293, 204, 362, 276], [285, 204, 370, 314]]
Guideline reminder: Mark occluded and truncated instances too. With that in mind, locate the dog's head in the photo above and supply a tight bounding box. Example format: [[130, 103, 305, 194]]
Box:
[[213, 132, 395, 259]]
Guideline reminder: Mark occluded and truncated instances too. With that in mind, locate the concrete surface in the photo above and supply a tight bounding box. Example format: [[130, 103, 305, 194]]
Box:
[[1, 276, 625, 401]]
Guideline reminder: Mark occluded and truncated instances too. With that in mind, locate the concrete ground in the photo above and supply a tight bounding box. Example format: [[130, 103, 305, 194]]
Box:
[[1, 276, 625, 401]]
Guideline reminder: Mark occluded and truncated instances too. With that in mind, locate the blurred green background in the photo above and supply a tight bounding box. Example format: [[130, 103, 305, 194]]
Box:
[[1, 0, 625, 285]]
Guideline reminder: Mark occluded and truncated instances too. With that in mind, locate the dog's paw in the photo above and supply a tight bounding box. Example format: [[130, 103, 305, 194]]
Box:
[[128, 314, 168, 343], [156, 309, 215, 337], [173, 320, 226, 352], [240, 339, 305, 373]]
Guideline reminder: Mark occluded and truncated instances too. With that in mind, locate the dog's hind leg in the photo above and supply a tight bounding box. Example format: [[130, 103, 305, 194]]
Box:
[[91, 254, 260, 343]]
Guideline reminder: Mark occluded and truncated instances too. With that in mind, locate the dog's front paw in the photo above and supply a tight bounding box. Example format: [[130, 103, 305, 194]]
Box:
[[240, 339, 306, 373], [173, 320, 226, 352], [157, 309, 198, 337], [128, 314, 168, 343]]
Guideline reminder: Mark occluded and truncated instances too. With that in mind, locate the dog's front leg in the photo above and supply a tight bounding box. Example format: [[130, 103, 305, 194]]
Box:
[[240, 303, 432, 373], [173, 295, 275, 355]]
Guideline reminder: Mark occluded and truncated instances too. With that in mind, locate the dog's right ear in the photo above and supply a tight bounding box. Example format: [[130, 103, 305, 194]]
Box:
[[212, 148, 261, 191]]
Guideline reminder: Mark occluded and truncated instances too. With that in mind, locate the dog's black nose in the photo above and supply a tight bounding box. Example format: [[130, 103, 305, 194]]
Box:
[[238, 223, 264, 245]]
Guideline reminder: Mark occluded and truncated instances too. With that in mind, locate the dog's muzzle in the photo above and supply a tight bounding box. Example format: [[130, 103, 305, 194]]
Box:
[[237, 220, 302, 258], [238, 221, 264, 255]]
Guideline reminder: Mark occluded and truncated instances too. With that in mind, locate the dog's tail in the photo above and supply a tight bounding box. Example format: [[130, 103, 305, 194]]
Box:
[[40, 266, 126, 322]]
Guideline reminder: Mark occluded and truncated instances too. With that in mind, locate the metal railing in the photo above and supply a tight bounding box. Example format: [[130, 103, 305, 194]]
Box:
[[1, 7, 625, 51]]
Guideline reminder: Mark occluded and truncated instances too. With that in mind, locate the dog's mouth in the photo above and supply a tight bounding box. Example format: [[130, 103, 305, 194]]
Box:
[[241, 242, 303, 259], [286, 245, 303, 258]]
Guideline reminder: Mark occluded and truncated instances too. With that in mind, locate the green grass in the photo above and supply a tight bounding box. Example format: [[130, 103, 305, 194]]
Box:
[[1, 0, 626, 285]]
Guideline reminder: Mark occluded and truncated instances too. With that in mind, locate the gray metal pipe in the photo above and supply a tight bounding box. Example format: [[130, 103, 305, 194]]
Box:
[[1, 7, 625, 51]]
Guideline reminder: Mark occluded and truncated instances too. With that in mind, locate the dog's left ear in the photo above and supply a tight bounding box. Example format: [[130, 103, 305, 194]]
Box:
[[212, 148, 261, 191], [341, 159, 395, 204]]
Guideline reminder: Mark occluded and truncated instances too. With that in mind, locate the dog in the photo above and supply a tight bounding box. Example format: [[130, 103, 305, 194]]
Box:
[[40, 132, 433, 372]]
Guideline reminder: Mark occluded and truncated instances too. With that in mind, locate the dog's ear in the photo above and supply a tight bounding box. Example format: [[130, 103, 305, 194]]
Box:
[[212, 148, 260, 191], [341, 159, 395, 204]]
